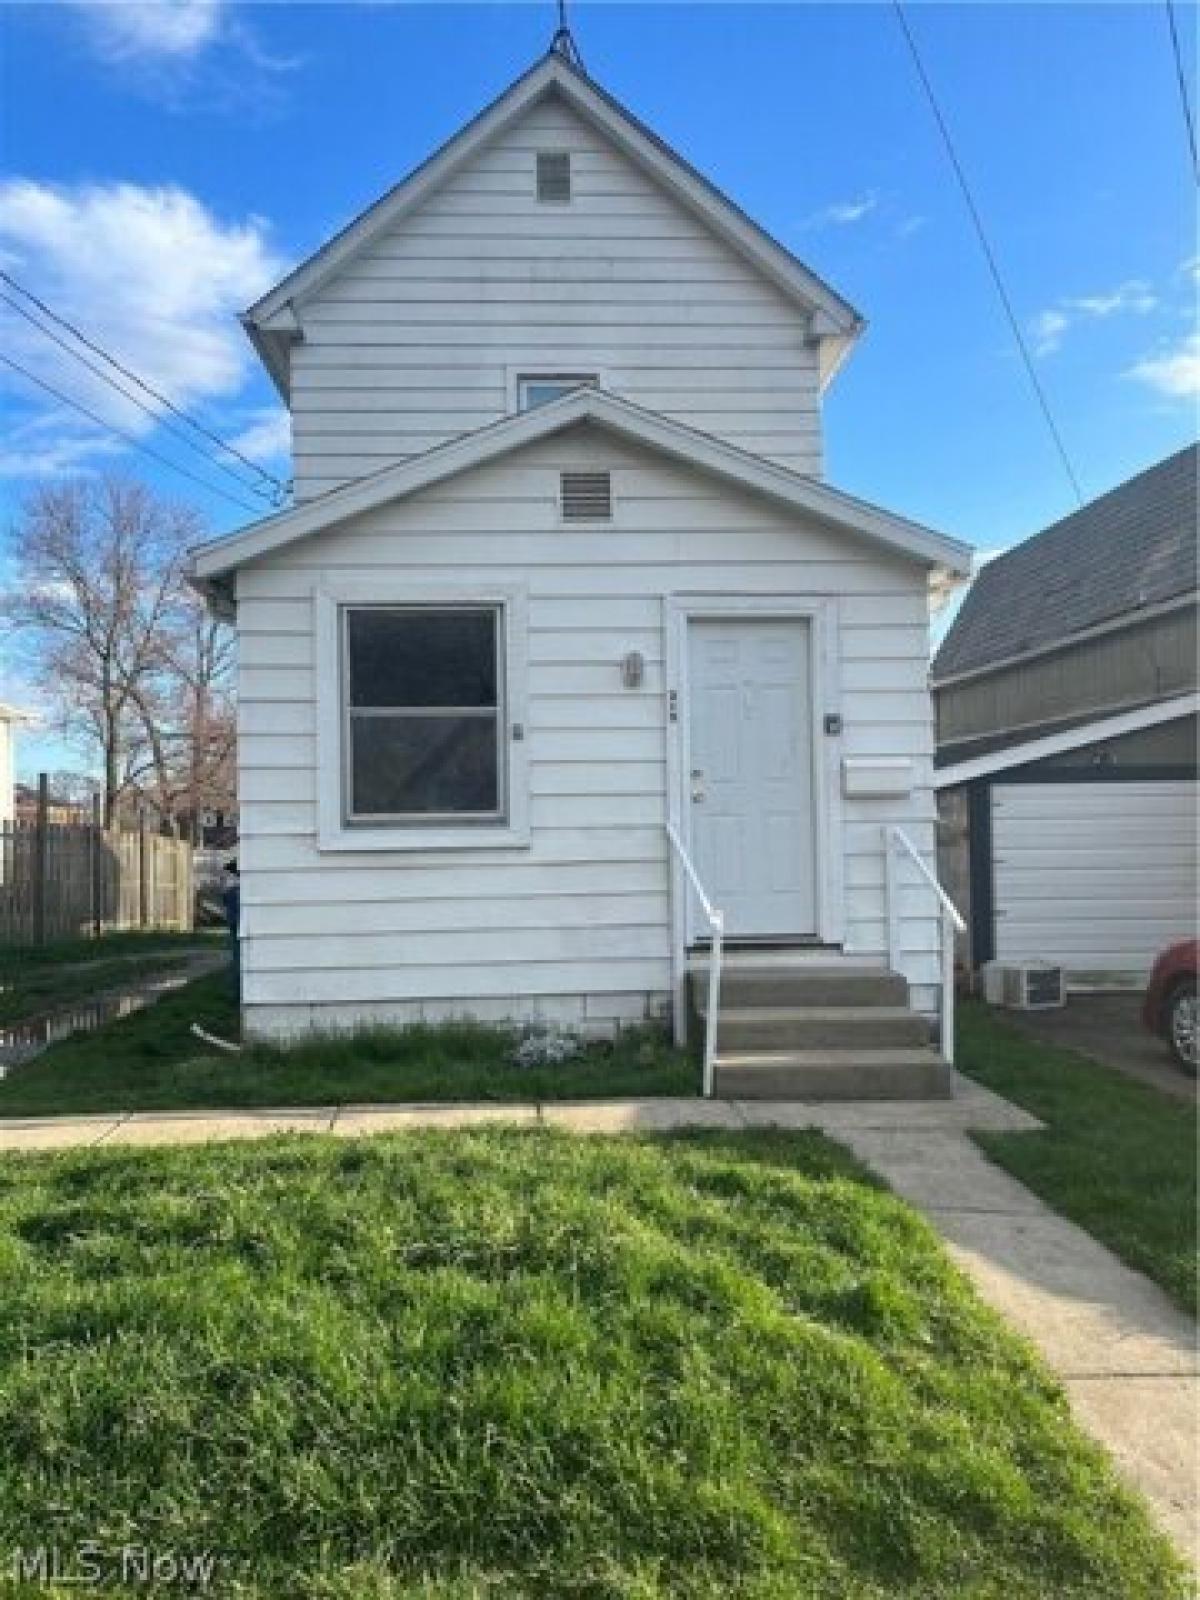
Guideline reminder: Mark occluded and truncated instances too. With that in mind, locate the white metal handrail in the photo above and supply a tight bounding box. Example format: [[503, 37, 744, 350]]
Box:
[[666, 822, 724, 1097], [885, 825, 967, 1067]]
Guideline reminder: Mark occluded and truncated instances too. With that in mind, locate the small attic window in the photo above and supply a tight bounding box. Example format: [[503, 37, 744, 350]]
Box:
[[560, 470, 612, 522], [536, 151, 572, 203]]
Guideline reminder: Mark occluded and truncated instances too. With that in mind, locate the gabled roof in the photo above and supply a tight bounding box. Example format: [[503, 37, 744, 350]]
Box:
[[933, 444, 1198, 686], [190, 387, 970, 600], [244, 50, 864, 399]]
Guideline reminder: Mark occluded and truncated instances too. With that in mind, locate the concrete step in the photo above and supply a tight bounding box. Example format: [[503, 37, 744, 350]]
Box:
[[714, 1048, 952, 1101], [704, 1005, 931, 1051], [689, 963, 908, 1010]]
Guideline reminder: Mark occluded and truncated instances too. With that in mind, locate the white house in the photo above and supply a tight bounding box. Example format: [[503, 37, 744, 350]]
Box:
[[192, 48, 972, 1096]]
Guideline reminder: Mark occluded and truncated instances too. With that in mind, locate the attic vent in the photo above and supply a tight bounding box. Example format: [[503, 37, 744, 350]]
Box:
[[561, 470, 612, 522], [536, 151, 572, 203]]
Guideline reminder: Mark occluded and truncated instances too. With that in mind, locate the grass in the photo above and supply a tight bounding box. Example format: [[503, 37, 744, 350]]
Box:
[[0, 931, 219, 1028], [957, 1000, 1198, 1316], [0, 971, 697, 1118], [0, 1126, 1187, 1598]]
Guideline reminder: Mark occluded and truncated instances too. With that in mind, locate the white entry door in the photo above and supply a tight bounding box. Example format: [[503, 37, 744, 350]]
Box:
[[686, 617, 818, 940]]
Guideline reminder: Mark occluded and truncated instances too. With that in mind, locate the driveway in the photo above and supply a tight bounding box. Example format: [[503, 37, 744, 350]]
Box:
[[1004, 992, 1197, 1104]]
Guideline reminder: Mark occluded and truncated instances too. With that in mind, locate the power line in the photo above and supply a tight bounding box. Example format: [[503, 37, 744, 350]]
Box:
[[1165, 0, 1200, 183], [0, 350, 263, 515], [0, 269, 286, 500], [891, 1, 1085, 506], [0, 288, 278, 504]]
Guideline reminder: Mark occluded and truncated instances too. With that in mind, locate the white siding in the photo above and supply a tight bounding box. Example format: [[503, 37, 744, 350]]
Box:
[[235, 426, 940, 1038], [993, 780, 1199, 981], [289, 96, 821, 498]]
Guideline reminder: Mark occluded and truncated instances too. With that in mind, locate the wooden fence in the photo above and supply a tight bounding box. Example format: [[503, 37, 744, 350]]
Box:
[[0, 801, 194, 946]]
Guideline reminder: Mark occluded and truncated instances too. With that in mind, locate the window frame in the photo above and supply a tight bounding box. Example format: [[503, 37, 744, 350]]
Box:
[[515, 373, 599, 412], [506, 363, 606, 414], [341, 604, 506, 828], [315, 580, 530, 853]]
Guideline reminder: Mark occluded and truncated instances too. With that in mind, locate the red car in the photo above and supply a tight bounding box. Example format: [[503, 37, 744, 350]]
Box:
[[1143, 940, 1198, 1073]]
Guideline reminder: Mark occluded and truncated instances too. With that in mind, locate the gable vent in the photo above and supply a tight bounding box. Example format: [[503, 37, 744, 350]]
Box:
[[561, 470, 612, 522], [536, 151, 572, 203]]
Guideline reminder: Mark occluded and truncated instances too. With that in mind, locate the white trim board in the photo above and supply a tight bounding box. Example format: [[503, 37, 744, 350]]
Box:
[[933, 692, 1200, 789], [244, 52, 862, 400], [191, 388, 971, 590]]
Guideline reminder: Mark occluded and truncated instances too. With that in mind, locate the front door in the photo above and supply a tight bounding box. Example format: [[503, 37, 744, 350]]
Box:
[[686, 617, 818, 940]]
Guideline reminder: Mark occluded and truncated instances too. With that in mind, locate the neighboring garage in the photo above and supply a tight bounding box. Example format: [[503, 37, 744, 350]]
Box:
[[932, 446, 1197, 988], [935, 694, 1199, 986], [991, 777, 1197, 981]]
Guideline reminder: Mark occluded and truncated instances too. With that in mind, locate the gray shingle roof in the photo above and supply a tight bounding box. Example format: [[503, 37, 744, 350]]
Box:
[[933, 444, 1198, 682]]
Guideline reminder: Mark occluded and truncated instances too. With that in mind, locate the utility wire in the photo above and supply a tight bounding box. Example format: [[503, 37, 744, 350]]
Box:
[[891, 1, 1085, 506], [0, 350, 263, 516], [0, 289, 277, 504], [0, 269, 286, 500], [1165, 0, 1200, 183]]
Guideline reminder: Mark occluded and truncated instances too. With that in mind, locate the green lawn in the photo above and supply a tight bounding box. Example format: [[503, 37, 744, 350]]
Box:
[[0, 931, 219, 1029], [957, 1000, 1198, 1316], [0, 1127, 1186, 1598], [0, 971, 697, 1117]]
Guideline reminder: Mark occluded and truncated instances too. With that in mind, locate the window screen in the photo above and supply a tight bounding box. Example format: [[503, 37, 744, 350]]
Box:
[[343, 607, 503, 822], [536, 151, 571, 203]]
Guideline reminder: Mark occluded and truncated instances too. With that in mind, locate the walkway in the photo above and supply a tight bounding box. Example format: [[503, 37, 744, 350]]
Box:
[[0, 1074, 1194, 1563]]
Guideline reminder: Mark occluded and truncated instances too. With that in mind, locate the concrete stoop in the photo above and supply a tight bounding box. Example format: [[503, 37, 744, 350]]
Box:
[[690, 954, 951, 1101]]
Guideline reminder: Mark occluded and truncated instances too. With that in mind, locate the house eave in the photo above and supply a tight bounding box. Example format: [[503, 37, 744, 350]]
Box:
[[241, 51, 863, 394], [190, 388, 971, 588]]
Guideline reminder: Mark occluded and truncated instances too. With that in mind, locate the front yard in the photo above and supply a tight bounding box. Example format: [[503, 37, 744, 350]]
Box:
[[0, 1126, 1186, 1597], [0, 970, 697, 1118], [957, 1000, 1198, 1315]]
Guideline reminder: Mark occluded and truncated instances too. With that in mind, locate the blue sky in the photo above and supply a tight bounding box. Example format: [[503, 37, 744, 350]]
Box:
[[1, 1, 1196, 773]]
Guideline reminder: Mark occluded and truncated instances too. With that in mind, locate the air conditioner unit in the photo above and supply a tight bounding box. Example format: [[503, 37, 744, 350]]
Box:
[[982, 961, 1065, 1011]]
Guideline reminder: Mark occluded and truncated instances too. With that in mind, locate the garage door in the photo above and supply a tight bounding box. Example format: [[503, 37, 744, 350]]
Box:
[[992, 779, 1198, 981]]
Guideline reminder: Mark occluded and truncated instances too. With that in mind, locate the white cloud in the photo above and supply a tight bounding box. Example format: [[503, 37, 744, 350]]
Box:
[[61, 1, 299, 116], [1067, 282, 1157, 319], [229, 406, 291, 465], [0, 179, 287, 480], [69, 0, 225, 61], [0, 412, 127, 480], [1031, 309, 1070, 358], [1030, 279, 1158, 357], [803, 191, 879, 229], [1125, 332, 1200, 400]]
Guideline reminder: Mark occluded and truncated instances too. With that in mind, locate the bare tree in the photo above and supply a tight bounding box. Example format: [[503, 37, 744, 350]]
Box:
[[2, 477, 204, 827], [128, 589, 237, 839]]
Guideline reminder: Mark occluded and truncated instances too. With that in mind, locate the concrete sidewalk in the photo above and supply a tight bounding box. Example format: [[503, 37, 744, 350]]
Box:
[[0, 1071, 1036, 1150], [0, 1074, 1194, 1563]]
